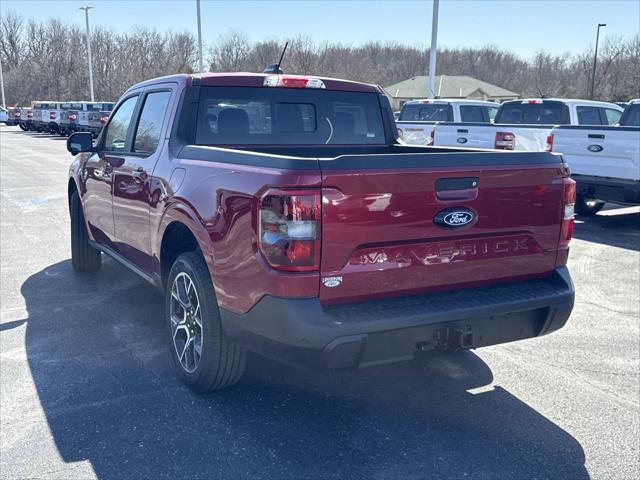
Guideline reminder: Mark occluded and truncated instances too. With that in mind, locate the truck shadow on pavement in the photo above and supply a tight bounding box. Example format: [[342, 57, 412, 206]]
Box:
[[573, 208, 639, 251], [21, 259, 589, 480]]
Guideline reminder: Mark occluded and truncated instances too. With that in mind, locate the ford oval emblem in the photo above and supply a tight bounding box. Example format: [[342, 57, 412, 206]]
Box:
[[587, 144, 603, 152], [434, 207, 476, 229], [457, 137, 468, 144]]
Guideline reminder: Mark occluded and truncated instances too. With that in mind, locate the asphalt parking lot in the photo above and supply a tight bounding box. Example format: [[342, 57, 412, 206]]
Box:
[[0, 124, 638, 480]]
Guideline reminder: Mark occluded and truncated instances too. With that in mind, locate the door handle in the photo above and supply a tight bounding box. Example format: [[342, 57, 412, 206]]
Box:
[[106, 156, 125, 168], [132, 167, 147, 181]]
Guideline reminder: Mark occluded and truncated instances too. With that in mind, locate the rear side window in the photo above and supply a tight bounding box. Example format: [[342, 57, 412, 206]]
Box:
[[577, 106, 603, 125], [496, 103, 565, 124], [399, 103, 451, 122], [459, 105, 485, 123], [196, 87, 385, 145], [134, 91, 171, 154], [603, 108, 622, 126]]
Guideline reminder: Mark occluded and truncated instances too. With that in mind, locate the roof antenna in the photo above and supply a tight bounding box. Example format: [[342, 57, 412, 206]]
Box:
[[263, 42, 288, 74]]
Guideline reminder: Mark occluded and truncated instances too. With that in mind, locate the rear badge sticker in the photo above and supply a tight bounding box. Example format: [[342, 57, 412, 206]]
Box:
[[322, 276, 343, 288]]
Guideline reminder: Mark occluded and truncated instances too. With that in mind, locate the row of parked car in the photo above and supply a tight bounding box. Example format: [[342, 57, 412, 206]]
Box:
[[1, 101, 115, 137], [396, 98, 640, 214]]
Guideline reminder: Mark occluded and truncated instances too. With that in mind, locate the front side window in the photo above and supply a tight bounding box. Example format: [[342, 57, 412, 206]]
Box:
[[487, 106, 499, 122], [195, 87, 385, 145], [577, 106, 602, 125], [104, 96, 138, 152], [603, 108, 622, 126], [133, 91, 171, 154]]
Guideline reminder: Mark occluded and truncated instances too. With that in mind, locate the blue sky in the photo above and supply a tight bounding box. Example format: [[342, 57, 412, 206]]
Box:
[[2, 0, 639, 58]]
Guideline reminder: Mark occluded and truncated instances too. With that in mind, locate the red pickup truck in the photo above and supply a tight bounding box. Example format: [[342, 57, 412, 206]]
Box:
[[66, 72, 575, 391]]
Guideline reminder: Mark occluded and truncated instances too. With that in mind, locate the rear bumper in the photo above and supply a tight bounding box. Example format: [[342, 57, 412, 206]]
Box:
[[220, 267, 575, 370], [573, 174, 640, 205]]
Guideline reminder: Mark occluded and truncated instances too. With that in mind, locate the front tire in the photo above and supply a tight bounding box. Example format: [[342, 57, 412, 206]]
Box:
[[575, 194, 605, 216], [70, 191, 102, 271], [166, 251, 246, 392]]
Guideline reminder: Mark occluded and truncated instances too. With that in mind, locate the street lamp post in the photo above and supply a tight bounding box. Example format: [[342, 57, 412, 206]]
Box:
[[589, 23, 606, 100], [80, 6, 95, 102], [0, 59, 6, 109], [196, 0, 204, 72], [427, 0, 440, 99]]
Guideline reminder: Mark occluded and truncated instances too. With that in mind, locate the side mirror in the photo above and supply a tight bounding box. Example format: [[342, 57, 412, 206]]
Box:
[[67, 132, 94, 156]]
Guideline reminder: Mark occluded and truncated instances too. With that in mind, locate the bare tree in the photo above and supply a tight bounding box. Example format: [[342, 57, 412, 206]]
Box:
[[0, 13, 638, 107]]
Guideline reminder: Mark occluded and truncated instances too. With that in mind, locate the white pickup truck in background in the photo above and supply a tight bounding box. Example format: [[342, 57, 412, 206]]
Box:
[[429, 98, 624, 150], [548, 100, 640, 215], [395, 99, 499, 145]]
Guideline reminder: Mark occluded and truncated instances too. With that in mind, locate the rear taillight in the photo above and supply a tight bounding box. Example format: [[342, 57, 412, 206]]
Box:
[[495, 131, 515, 150], [49, 111, 56, 120], [14, 111, 21, 118], [99, 115, 108, 125], [263, 75, 326, 89], [69, 113, 77, 121], [27, 112, 33, 118], [258, 189, 321, 272], [560, 177, 576, 247], [545, 133, 554, 152]]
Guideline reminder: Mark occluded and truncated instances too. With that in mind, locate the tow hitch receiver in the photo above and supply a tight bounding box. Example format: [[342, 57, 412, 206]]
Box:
[[436, 327, 474, 351]]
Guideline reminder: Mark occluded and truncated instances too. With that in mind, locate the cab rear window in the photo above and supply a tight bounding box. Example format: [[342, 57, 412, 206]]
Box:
[[195, 87, 385, 145], [495, 103, 567, 125], [620, 104, 640, 126], [399, 103, 452, 122]]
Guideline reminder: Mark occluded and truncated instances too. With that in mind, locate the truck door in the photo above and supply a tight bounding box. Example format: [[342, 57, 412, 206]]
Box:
[[112, 86, 174, 272], [83, 94, 140, 249]]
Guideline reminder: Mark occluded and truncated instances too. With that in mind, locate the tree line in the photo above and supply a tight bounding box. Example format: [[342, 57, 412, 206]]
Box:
[[1, 12, 638, 106]]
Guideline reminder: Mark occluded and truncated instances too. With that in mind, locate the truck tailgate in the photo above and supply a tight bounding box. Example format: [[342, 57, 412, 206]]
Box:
[[433, 123, 496, 148], [552, 126, 640, 181], [396, 122, 435, 146], [319, 152, 565, 303]]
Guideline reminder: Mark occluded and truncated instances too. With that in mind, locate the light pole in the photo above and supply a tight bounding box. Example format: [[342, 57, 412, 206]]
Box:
[[0, 59, 6, 109], [589, 23, 606, 100], [196, 0, 204, 72], [80, 6, 95, 102], [427, 0, 440, 98]]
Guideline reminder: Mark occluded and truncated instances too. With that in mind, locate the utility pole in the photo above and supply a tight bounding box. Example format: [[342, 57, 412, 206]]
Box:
[[80, 6, 95, 102], [589, 23, 606, 100], [196, 0, 204, 72], [428, 0, 440, 99], [0, 60, 6, 109]]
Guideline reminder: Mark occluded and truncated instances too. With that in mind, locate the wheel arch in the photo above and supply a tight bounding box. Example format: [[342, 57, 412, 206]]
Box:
[[157, 203, 215, 291], [67, 178, 79, 214]]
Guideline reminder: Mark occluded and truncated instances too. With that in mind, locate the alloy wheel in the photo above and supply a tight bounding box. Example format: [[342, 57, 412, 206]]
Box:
[[170, 272, 203, 373]]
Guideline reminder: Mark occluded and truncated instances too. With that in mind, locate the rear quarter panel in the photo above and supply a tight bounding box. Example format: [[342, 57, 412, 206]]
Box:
[[151, 150, 323, 315]]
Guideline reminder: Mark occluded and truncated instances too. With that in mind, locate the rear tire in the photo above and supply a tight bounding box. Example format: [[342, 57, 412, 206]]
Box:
[[70, 191, 102, 271], [166, 251, 246, 392], [575, 194, 605, 216]]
